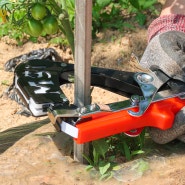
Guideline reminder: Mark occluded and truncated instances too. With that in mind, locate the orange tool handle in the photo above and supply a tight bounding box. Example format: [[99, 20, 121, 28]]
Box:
[[74, 96, 185, 144]]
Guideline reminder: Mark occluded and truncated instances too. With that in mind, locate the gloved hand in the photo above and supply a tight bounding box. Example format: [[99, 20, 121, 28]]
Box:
[[140, 30, 185, 82], [140, 30, 185, 144]]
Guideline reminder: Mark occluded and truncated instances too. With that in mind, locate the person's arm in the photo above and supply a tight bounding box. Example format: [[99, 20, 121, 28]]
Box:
[[147, 0, 185, 41], [160, 0, 185, 16], [139, 0, 185, 144]]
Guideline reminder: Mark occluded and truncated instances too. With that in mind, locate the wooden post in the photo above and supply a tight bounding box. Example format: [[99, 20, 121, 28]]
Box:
[[74, 0, 92, 163]]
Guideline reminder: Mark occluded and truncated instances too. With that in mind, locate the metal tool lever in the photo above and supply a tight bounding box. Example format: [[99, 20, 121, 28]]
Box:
[[128, 72, 168, 116]]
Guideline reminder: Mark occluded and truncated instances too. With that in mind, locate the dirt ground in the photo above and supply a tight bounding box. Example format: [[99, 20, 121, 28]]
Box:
[[1, 22, 185, 184]]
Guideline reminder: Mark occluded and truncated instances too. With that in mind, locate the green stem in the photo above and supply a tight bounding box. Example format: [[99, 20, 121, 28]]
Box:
[[59, 0, 67, 10], [59, 10, 74, 55], [48, 0, 74, 56]]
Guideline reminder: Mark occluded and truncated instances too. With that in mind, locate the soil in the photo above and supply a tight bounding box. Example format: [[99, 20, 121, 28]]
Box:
[[1, 4, 185, 184]]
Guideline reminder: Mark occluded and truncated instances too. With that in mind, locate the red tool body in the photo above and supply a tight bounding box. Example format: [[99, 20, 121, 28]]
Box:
[[74, 96, 185, 143]]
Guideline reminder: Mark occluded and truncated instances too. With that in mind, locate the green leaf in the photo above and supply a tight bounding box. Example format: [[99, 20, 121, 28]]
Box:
[[66, 0, 75, 23], [0, 0, 10, 7], [0, 24, 9, 37], [93, 147, 99, 166], [49, 37, 67, 45], [108, 155, 115, 162], [123, 140, 131, 161], [85, 165, 94, 171], [92, 139, 109, 159], [129, 0, 157, 11], [122, 22, 135, 30], [135, 12, 146, 26], [66, 0, 75, 8], [99, 162, 111, 175], [112, 165, 122, 171], [82, 154, 94, 166], [29, 36, 38, 43], [131, 150, 145, 156], [138, 128, 146, 148], [96, 0, 111, 8], [140, 0, 157, 10], [129, 0, 140, 10]]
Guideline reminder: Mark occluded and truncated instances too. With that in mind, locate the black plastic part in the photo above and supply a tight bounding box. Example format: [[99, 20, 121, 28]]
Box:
[[14, 59, 142, 116]]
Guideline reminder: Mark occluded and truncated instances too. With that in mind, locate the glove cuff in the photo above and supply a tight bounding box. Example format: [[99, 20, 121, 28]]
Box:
[[148, 14, 185, 42]]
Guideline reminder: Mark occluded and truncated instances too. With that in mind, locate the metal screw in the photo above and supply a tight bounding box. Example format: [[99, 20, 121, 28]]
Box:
[[89, 104, 96, 111], [130, 95, 140, 106], [136, 73, 153, 84], [80, 107, 87, 114]]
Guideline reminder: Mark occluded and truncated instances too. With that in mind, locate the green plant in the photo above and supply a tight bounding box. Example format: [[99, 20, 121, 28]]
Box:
[[83, 138, 118, 180], [0, 0, 74, 53], [0, 0, 158, 49], [0, 21, 25, 45], [128, 0, 157, 26], [0, 1, 25, 44], [92, 0, 125, 36], [66, 0, 75, 28], [83, 129, 146, 180], [118, 130, 145, 160]]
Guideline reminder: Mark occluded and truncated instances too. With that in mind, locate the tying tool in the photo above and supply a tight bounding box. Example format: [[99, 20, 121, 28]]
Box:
[[14, 59, 185, 143]]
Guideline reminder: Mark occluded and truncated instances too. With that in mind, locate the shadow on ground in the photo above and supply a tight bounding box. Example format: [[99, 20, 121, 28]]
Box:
[[144, 137, 185, 157], [0, 118, 50, 154]]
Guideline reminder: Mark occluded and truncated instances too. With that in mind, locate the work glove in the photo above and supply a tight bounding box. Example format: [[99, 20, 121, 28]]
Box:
[[140, 30, 185, 82], [140, 31, 185, 144]]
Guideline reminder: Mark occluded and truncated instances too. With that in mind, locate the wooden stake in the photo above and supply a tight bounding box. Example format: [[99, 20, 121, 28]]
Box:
[[74, 0, 92, 163]]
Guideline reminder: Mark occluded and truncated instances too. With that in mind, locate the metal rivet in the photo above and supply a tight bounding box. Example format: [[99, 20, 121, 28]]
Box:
[[130, 95, 140, 105], [136, 73, 153, 84], [89, 104, 96, 111], [80, 107, 87, 114]]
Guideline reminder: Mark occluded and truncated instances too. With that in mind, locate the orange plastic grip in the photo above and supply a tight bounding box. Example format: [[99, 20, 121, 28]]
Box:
[[74, 97, 185, 144]]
